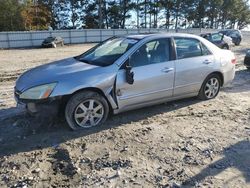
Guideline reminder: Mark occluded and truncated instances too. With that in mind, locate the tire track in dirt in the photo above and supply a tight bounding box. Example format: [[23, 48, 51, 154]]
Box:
[[0, 69, 26, 82], [0, 81, 15, 109]]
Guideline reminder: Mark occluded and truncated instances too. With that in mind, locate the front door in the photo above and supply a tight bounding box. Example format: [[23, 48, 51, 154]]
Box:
[[116, 38, 175, 111]]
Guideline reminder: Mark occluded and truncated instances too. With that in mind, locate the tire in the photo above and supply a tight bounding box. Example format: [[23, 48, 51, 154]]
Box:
[[198, 74, 222, 100], [65, 91, 109, 130], [234, 39, 241, 46], [222, 44, 229, 49]]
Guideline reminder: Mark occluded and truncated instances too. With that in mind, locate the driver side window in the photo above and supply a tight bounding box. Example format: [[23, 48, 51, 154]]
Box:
[[129, 38, 170, 67]]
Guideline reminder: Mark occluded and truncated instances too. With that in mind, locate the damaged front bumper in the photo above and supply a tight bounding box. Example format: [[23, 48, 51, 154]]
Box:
[[14, 88, 61, 116]]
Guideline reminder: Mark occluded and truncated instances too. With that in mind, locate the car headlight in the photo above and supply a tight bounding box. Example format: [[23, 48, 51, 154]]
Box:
[[20, 83, 57, 100]]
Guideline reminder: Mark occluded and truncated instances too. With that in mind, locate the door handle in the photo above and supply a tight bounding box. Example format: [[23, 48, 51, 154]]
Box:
[[161, 67, 174, 73], [203, 60, 212, 64]]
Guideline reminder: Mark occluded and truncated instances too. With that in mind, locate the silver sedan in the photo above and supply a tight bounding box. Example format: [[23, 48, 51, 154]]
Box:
[[15, 33, 236, 130]]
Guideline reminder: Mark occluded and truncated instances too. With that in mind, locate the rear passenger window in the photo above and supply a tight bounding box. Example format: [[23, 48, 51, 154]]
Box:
[[174, 38, 209, 59]]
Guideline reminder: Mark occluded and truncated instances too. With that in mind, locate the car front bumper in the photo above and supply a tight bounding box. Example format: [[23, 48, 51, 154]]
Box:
[[14, 89, 61, 116], [42, 43, 53, 47]]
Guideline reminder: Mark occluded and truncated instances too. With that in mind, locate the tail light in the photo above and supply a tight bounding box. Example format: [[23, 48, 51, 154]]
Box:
[[231, 58, 236, 64]]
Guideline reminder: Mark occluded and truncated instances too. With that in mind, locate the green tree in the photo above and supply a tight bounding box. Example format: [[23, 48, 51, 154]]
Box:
[[21, 0, 52, 30], [237, 1, 250, 29], [206, 0, 223, 28], [0, 0, 24, 31]]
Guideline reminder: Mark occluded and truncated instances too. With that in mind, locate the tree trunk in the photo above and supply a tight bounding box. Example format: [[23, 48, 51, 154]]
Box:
[[153, 0, 158, 28], [166, 8, 170, 29], [136, 0, 139, 28], [149, 0, 152, 28], [144, 0, 147, 28], [104, 0, 109, 28], [175, 8, 179, 31], [122, 0, 127, 29], [98, 0, 103, 29]]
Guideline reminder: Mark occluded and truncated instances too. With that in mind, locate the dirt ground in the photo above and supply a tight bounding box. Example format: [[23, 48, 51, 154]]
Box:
[[0, 40, 250, 188]]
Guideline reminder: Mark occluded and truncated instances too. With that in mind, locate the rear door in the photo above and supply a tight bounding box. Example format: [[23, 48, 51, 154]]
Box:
[[173, 37, 214, 97], [116, 38, 175, 110]]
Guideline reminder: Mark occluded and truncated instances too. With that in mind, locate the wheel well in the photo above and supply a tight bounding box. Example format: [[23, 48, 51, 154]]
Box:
[[59, 87, 113, 116], [210, 72, 224, 86], [222, 44, 229, 49]]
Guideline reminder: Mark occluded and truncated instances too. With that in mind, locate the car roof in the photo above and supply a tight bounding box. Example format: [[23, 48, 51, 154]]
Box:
[[221, 29, 240, 32], [201, 32, 221, 35], [125, 32, 201, 40], [130, 32, 221, 53], [46, 36, 61, 39]]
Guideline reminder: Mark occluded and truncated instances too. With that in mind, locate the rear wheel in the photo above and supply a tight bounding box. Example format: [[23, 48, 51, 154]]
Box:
[[65, 91, 109, 130], [234, 39, 241, 46], [198, 74, 221, 100]]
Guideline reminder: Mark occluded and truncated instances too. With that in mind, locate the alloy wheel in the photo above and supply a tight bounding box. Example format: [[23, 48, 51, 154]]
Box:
[[74, 99, 104, 128], [204, 78, 219, 99]]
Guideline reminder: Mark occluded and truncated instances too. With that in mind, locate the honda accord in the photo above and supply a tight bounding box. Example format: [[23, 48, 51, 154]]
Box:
[[15, 33, 236, 130]]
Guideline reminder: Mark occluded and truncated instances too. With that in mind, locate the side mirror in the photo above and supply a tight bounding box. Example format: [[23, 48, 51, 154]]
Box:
[[125, 58, 134, 85]]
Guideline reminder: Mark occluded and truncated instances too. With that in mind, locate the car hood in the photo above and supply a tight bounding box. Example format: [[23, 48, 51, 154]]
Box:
[[16, 57, 98, 92]]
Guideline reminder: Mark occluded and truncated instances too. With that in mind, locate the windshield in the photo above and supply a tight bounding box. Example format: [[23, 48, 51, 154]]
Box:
[[76, 37, 139, 66]]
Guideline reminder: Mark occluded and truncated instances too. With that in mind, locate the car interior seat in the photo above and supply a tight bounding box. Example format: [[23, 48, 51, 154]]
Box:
[[151, 42, 169, 63], [130, 45, 149, 67]]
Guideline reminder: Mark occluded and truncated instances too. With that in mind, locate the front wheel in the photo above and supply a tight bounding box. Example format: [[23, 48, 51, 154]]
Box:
[[198, 74, 221, 100], [65, 91, 109, 130], [222, 44, 229, 49]]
